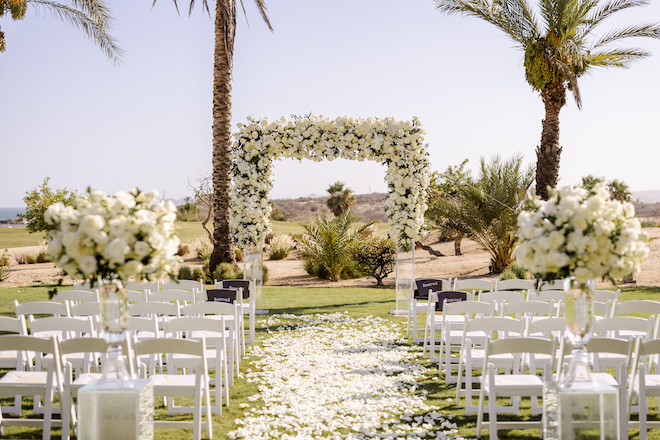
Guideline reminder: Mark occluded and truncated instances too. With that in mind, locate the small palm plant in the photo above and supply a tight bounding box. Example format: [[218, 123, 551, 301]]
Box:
[[433, 154, 534, 273], [326, 182, 357, 217], [298, 211, 371, 282]]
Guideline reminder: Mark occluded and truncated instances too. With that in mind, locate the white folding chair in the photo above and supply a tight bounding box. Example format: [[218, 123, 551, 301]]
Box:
[[134, 337, 213, 440], [72, 280, 92, 290], [494, 279, 536, 292], [436, 298, 494, 383], [593, 289, 620, 303], [478, 291, 525, 314], [629, 338, 660, 440], [0, 316, 29, 417], [128, 316, 162, 374], [127, 289, 149, 303], [161, 279, 204, 292], [411, 279, 452, 342], [69, 301, 102, 334], [594, 316, 655, 340], [455, 316, 525, 415], [537, 279, 567, 291], [148, 289, 196, 316], [184, 301, 240, 386], [476, 336, 558, 439], [202, 289, 245, 355], [128, 301, 180, 332], [527, 289, 566, 303], [219, 279, 254, 345], [14, 300, 70, 320], [0, 335, 64, 440], [163, 317, 230, 416], [422, 290, 476, 361], [500, 300, 554, 324]]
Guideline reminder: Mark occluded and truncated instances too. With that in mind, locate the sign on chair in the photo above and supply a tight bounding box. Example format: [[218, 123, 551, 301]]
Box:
[[205, 289, 238, 303], [434, 291, 468, 311], [415, 279, 448, 300]]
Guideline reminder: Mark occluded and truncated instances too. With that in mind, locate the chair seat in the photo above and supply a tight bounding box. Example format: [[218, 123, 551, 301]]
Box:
[[0, 371, 50, 386], [485, 374, 544, 395], [591, 372, 619, 387], [150, 374, 198, 395]]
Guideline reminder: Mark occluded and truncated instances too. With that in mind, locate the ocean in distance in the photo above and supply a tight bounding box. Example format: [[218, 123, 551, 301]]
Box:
[[0, 207, 25, 221]]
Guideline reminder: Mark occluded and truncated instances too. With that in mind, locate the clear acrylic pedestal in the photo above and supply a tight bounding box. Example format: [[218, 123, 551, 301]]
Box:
[[77, 378, 154, 440], [543, 379, 620, 440], [391, 243, 414, 316]]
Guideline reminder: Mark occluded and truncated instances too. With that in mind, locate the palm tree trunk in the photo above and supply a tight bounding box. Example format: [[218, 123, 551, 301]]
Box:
[[535, 81, 566, 200], [209, 0, 236, 271]]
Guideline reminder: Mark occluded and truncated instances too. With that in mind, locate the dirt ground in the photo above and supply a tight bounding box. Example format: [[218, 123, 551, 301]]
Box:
[[2, 228, 660, 289]]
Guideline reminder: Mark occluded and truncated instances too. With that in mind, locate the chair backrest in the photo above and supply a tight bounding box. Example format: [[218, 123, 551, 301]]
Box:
[[484, 336, 558, 373], [29, 316, 95, 339], [0, 334, 62, 369], [134, 337, 207, 375], [128, 301, 180, 318], [127, 290, 149, 303], [70, 302, 101, 317], [462, 316, 526, 340], [220, 280, 251, 300], [525, 317, 566, 338], [14, 300, 70, 318], [51, 289, 99, 304], [126, 280, 160, 292], [127, 316, 160, 338], [528, 290, 566, 303], [59, 336, 136, 376], [478, 290, 525, 305], [73, 280, 93, 290], [538, 279, 568, 291], [611, 300, 660, 317], [160, 279, 204, 292], [183, 301, 236, 317], [162, 316, 228, 339], [594, 316, 655, 339], [494, 279, 536, 292], [203, 289, 238, 304], [415, 279, 451, 300], [593, 289, 620, 303], [501, 300, 554, 320], [0, 316, 28, 335], [593, 300, 612, 318], [453, 278, 495, 293], [442, 298, 494, 318], [148, 289, 196, 304]]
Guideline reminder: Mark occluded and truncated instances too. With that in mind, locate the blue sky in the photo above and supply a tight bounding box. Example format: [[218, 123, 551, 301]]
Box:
[[1, 0, 659, 207]]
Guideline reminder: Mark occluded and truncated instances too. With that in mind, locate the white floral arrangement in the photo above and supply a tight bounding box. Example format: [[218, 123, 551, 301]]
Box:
[[516, 184, 649, 284], [44, 188, 181, 285], [231, 114, 430, 250]]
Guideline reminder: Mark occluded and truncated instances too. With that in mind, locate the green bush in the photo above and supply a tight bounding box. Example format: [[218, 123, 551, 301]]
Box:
[[36, 250, 50, 264], [178, 265, 193, 280], [348, 237, 396, 286], [235, 248, 243, 262], [26, 254, 37, 264], [176, 244, 190, 256], [0, 249, 10, 267], [194, 236, 213, 260], [212, 263, 243, 283], [268, 234, 295, 260], [262, 265, 269, 285], [500, 261, 529, 280], [18, 177, 77, 235], [192, 267, 206, 284], [303, 258, 363, 281], [0, 266, 9, 281], [641, 220, 657, 228], [270, 206, 288, 221]]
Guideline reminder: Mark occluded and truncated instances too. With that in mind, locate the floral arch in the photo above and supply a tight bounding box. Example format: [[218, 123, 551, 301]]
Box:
[[230, 114, 431, 250]]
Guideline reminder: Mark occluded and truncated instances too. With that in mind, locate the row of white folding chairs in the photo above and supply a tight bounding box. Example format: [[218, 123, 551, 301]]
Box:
[[0, 330, 219, 440], [73, 279, 204, 293]]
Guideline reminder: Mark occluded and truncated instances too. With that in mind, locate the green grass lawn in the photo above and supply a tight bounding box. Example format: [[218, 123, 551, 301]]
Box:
[[0, 284, 659, 439], [0, 221, 392, 249]]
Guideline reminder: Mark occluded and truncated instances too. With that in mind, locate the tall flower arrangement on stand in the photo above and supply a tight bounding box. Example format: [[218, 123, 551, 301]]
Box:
[[516, 183, 649, 389], [44, 188, 180, 383]]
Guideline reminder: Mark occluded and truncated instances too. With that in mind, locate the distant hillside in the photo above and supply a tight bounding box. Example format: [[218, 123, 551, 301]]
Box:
[[272, 193, 387, 223], [633, 191, 660, 204]]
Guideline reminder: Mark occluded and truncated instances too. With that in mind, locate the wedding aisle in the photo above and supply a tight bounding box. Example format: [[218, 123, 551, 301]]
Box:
[[228, 312, 465, 439]]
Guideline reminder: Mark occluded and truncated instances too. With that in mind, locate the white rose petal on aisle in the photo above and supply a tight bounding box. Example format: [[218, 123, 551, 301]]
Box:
[[229, 313, 465, 440]]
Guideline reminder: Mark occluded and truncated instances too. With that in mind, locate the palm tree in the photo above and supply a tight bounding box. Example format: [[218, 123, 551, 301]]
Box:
[[433, 154, 535, 273], [580, 174, 605, 191], [154, 0, 272, 270], [607, 179, 632, 202], [326, 181, 357, 217], [435, 0, 660, 200], [0, 0, 121, 62]]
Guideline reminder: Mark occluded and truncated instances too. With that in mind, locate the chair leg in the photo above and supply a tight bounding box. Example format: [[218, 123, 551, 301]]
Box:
[[205, 376, 214, 438], [61, 387, 71, 440], [193, 384, 202, 440]]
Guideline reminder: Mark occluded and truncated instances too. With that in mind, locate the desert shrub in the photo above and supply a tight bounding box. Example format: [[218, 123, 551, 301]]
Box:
[[0, 266, 9, 282], [176, 243, 190, 257], [500, 261, 529, 280], [14, 251, 28, 265], [193, 236, 213, 260], [212, 263, 243, 283], [268, 234, 295, 260], [36, 250, 50, 263], [178, 266, 193, 280], [192, 267, 206, 284], [176, 200, 201, 222], [641, 220, 656, 228], [26, 254, 37, 264], [0, 249, 10, 267], [235, 248, 243, 262], [264, 233, 276, 244], [262, 265, 269, 284], [270, 206, 288, 221], [18, 177, 77, 235], [348, 237, 396, 286]]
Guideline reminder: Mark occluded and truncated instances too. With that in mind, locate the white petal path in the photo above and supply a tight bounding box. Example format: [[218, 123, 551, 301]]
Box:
[[229, 312, 466, 439]]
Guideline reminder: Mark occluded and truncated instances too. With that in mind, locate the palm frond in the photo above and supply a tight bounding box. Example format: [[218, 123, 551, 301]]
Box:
[[592, 23, 660, 48], [586, 47, 651, 67], [587, 0, 650, 31], [28, 0, 123, 64]]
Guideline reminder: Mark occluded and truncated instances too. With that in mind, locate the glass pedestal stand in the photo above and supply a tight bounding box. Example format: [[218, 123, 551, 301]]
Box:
[[243, 241, 267, 316], [392, 243, 415, 318], [98, 279, 132, 387]]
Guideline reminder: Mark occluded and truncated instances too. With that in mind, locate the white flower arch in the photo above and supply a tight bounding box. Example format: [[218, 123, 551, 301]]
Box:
[[231, 114, 430, 249]]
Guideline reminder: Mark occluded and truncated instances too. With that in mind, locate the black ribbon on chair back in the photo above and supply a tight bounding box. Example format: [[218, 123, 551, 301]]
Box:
[[222, 280, 250, 299], [415, 279, 447, 300], [434, 291, 468, 311], [205, 289, 238, 303]]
